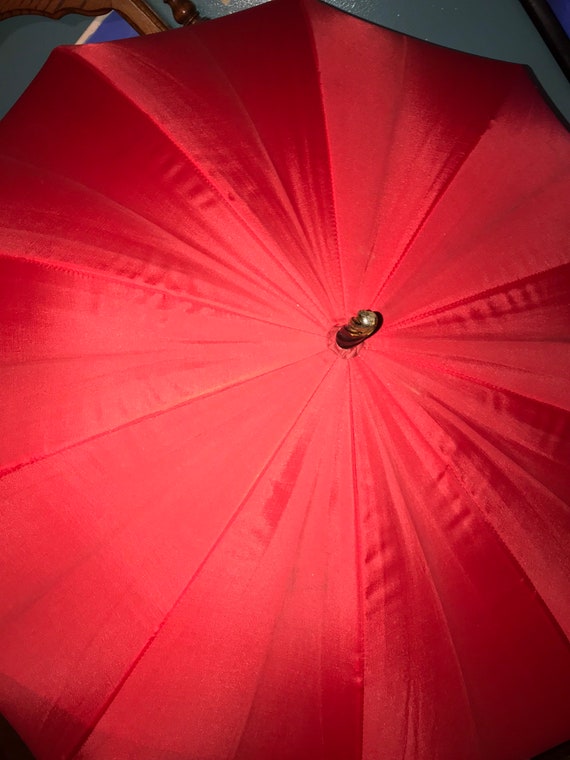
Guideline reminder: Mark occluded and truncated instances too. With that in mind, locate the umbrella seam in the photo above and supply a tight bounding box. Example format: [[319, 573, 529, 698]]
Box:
[[0, 158, 319, 329], [116, 51, 333, 320], [299, 0, 346, 314], [381, 348, 570, 415], [55, 45, 332, 324], [377, 346, 570, 417], [427, 392, 569, 518], [65, 358, 338, 759], [357, 34, 409, 304], [347, 363, 366, 760], [0, 351, 331, 480], [371, 110, 502, 305], [365, 358, 570, 648], [185, 21, 339, 316], [364, 370, 490, 756], [376, 353, 570, 505], [421, 396, 570, 646], [387, 262, 570, 330], [230, 455, 328, 757], [0, 250, 323, 337]]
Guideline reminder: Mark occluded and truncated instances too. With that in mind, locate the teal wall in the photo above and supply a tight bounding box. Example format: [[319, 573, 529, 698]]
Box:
[[0, 15, 91, 118]]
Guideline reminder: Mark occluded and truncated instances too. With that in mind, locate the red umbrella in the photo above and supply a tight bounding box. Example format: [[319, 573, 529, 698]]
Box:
[[0, 0, 569, 757]]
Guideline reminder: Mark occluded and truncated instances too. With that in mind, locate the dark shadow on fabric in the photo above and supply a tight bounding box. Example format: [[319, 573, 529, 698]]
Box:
[[532, 740, 570, 759], [0, 714, 35, 760]]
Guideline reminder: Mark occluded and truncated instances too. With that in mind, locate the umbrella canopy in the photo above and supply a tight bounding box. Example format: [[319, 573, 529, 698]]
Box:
[[1, 0, 569, 757]]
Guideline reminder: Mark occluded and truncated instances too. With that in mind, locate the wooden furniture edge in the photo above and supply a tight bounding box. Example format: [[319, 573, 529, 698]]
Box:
[[0, 0, 201, 34]]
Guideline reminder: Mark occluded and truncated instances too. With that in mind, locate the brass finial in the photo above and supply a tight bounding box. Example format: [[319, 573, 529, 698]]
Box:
[[336, 310, 382, 349]]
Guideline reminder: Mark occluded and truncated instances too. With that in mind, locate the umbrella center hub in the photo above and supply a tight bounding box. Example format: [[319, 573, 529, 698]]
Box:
[[335, 310, 383, 350]]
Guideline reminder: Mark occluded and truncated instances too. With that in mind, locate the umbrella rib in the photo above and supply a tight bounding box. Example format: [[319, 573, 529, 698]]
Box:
[[61, 48, 331, 323], [369, 111, 498, 305], [386, 262, 570, 331], [388, 346, 570, 497], [384, 347, 570, 420], [365, 376, 489, 753], [299, 0, 345, 313], [0, 250, 322, 337], [357, 36, 409, 299], [381, 348, 570, 414], [367, 359, 570, 643], [0, 153, 270, 299], [377, 353, 570, 505], [2, 340, 297, 371], [0, 350, 330, 480], [231, 472, 326, 757], [427, 390, 569, 514], [347, 363, 366, 757], [0, 163, 314, 329], [66, 357, 338, 760], [185, 32, 338, 315], [418, 394, 570, 642]]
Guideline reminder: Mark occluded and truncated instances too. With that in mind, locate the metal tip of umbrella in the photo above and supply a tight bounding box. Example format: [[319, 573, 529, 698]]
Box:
[[335, 310, 383, 349]]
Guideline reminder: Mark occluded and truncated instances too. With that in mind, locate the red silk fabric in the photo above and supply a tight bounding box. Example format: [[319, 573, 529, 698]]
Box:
[[0, 1, 569, 757]]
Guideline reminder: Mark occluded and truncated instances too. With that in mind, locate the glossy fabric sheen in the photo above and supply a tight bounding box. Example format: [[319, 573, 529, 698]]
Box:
[[0, 1, 569, 757]]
